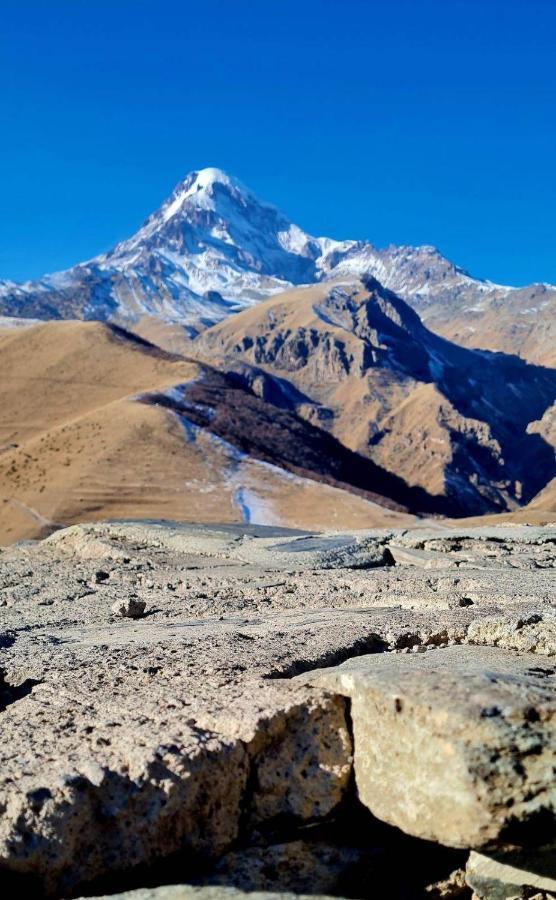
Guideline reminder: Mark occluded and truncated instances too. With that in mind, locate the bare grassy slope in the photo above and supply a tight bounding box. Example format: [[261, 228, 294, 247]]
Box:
[[0, 321, 414, 543], [0, 320, 200, 443]]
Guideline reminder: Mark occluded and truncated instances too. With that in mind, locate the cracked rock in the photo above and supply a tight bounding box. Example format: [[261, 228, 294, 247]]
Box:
[[301, 646, 556, 850], [467, 612, 556, 656], [1, 520, 555, 898]]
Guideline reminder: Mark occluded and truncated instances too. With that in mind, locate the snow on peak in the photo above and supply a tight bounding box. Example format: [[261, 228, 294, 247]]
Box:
[[3, 164, 539, 333], [191, 167, 236, 189], [178, 167, 242, 199], [156, 167, 255, 224]]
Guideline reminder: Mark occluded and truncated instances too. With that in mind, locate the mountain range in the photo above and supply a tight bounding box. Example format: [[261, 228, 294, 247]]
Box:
[[1, 167, 555, 365], [0, 167, 554, 540]]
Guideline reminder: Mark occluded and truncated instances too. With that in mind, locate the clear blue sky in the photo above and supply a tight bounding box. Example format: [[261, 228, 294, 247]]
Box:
[[1, 0, 555, 285]]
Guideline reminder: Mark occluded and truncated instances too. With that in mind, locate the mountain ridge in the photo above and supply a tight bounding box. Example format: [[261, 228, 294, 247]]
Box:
[[197, 275, 556, 515], [2, 167, 554, 363]]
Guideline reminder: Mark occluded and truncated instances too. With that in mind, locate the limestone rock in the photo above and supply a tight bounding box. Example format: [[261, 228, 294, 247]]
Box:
[[466, 850, 556, 899], [246, 698, 352, 826], [388, 545, 455, 569], [1, 521, 555, 897], [301, 646, 556, 849], [0, 692, 350, 896], [467, 612, 556, 656]]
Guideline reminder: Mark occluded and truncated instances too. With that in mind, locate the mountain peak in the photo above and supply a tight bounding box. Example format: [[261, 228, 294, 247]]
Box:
[[176, 166, 244, 197], [155, 166, 248, 224], [1, 167, 545, 350], [188, 166, 238, 189]]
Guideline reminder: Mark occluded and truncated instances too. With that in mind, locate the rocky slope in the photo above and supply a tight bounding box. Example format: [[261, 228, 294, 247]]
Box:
[[198, 277, 556, 515], [0, 520, 555, 898], [1, 167, 554, 364]]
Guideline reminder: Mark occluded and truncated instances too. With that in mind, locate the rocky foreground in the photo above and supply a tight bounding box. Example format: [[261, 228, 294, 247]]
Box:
[[0, 520, 555, 899]]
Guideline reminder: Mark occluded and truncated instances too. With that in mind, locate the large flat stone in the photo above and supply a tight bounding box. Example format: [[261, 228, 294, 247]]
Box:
[[301, 646, 556, 849], [387, 545, 454, 569], [466, 849, 556, 899], [0, 688, 351, 897]]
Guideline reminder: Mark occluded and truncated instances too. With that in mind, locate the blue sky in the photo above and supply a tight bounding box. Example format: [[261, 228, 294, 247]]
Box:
[[1, 0, 555, 285]]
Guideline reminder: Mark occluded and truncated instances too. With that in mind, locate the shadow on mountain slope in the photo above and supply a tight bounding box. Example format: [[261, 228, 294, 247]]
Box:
[[144, 367, 461, 517], [197, 275, 556, 514]]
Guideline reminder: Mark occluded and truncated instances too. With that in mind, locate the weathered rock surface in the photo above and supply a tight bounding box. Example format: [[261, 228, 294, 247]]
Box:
[[0, 521, 554, 898], [206, 840, 368, 895], [466, 611, 556, 656], [425, 868, 469, 898], [302, 647, 556, 849], [0, 682, 350, 896], [386, 545, 454, 569], [466, 850, 556, 899], [85, 888, 334, 900]]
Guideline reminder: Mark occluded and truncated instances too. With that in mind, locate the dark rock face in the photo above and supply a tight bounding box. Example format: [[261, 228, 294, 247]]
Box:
[[145, 366, 454, 517]]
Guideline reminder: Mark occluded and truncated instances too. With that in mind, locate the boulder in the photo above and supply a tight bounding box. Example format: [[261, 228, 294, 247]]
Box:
[[301, 646, 556, 849], [111, 597, 147, 618], [0, 692, 350, 896]]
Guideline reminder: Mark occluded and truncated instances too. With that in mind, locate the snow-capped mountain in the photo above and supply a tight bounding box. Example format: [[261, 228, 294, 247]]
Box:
[[1, 167, 554, 355], [0, 168, 327, 330]]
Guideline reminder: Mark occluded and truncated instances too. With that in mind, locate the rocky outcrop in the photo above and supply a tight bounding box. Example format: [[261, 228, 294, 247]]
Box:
[[301, 647, 556, 849], [198, 278, 556, 515], [1, 521, 555, 898]]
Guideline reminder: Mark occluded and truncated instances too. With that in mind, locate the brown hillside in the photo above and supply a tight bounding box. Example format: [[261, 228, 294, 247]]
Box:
[[198, 278, 556, 516], [0, 321, 414, 543]]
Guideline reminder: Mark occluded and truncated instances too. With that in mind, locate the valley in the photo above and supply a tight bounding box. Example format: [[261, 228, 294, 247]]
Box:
[[0, 169, 554, 538]]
